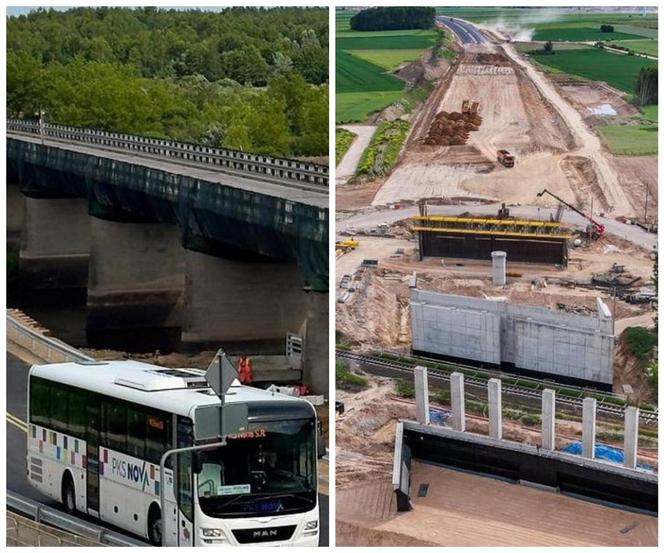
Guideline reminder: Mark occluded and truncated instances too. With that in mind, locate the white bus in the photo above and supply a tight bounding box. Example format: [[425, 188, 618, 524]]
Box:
[[26, 359, 321, 546]]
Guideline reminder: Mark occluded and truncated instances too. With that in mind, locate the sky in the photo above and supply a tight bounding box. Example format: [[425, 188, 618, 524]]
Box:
[[6, 6, 230, 16]]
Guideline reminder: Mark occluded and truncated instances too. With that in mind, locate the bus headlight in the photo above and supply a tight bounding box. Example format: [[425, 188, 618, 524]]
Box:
[[200, 527, 228, 543], [303, 520, 318, 536]]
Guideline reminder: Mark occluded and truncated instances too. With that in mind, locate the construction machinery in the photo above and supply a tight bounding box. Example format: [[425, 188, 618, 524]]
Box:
[[336, 237, 359, 256], [497, 149, 515, 167], [537, 188, 605, 239], [461, 100, 480, 115]]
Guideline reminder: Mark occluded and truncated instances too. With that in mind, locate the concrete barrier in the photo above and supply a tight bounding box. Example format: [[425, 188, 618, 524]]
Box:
[[6, 512, 99, 547]]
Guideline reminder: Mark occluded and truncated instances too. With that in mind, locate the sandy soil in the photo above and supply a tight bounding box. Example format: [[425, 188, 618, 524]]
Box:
[[373, 43, 637, 219], [336, 179, 384, 211], [613, 155, 658, 219], [371, 462, 658, 547], [336, 125, 376, 185], [557, 80, 639, 119]]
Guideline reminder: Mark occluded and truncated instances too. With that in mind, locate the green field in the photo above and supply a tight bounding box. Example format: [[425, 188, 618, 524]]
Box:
[[611, 39, 658, 57], [349, 49, 427, 70], [598, 124, 658, 155], [640, 105, 658, 122], [336, 127, 356, 165], [530, 48, 657, 95], [336, 10, 441, 123], [533, 27, 641, 42]]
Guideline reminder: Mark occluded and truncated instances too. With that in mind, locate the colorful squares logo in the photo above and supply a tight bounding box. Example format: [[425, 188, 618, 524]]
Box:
[[74, 440, 79, 454], [71, 451, 76, 465], [63, 436, 68, 450], [103, 449, 108, 463], [31, 426, 36, 439]]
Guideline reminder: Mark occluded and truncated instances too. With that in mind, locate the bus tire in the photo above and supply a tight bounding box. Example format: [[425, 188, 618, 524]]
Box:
[[147, 503, 162, 546], [61, 472, 76, 514]]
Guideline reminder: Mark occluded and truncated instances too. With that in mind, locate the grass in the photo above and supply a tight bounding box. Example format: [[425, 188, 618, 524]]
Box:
[[348, 48, 427, 71], [336, 361, 369, 392], [640, 104, 658, 122], [623, 327, 658, 361], [335, 127, 356, 165], [533, 28, 641, 42], [610, 39, 658, 57], [356, 119, 409, 178], [598, 124, 658, 155], [395, 379, 415, 398], [336, 9, 446, 123], [529, 48, 657, 95]]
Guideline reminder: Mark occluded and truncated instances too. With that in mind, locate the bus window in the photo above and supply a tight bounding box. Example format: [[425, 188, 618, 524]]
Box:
[[29, 377, 50, 427], [127, 406, 146, 458], [105, 401, 127, 453], [51, 385, 69, 434], [145, 411, 170, 464], [68, 388, 87, 438]]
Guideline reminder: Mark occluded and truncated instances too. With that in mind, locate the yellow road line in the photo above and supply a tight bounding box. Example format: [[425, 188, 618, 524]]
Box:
[[6, 413, 28, 433]]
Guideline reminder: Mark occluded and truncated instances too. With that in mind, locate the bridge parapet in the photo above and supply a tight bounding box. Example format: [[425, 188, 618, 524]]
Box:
[[7, 119, 328, 188]]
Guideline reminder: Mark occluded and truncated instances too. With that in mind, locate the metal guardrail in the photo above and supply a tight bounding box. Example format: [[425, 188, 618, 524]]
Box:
[[7, 312, 93, 364], [7, 118, 328, 188], [7, 491, 146, 546]]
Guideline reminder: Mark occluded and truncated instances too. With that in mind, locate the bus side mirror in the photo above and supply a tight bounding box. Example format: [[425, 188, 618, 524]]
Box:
[[192, 452, 203, 474]]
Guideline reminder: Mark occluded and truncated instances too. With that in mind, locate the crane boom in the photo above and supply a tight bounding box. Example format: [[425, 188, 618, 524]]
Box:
[[536, 189, 605, 238]]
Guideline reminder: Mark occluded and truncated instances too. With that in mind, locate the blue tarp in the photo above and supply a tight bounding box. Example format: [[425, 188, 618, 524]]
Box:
[[562, 441, 655, 472], [430, 408, 450, 426]]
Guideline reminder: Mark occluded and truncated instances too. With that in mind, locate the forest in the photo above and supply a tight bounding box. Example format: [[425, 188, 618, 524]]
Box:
[[349, 7, 435, 32], [7, 7, 329, 158]]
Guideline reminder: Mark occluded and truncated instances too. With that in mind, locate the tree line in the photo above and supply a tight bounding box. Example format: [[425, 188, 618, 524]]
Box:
[[350, 7, 435, 32], [7, 7, 328, 158], [635, 67, 657, 106]]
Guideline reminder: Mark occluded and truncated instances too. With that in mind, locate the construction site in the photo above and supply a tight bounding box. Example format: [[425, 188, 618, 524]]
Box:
[[336, 13, 657, 548]]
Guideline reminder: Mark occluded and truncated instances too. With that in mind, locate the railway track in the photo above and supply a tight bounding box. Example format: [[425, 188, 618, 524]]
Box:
[[336, 349, 658, 426]]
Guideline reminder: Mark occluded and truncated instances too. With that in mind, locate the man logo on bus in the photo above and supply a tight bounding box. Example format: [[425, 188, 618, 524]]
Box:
[[111, 458, 150, 491]]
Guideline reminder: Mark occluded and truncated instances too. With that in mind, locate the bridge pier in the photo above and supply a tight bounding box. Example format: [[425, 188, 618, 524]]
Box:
[[300, 291, 329, 394], [19, 196, 90, 304], [181, 250, 309, 354], [86, 217, 185, 351]]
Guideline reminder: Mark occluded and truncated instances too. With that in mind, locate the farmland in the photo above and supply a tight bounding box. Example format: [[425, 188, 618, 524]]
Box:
[[436, 7, 657, 42], [598, 124, 658, 156], [611, 39, 658, 57], [336, 9, 440, 123], [530, 48, 657, 95]]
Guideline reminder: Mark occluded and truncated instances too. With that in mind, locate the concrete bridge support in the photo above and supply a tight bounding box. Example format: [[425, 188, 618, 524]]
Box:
[[300, 291, 329, 395], [86, 217, 185, 350], [7, 183, 24, 255], [19, 197, 90, 303], [181, 250, 309, 353]]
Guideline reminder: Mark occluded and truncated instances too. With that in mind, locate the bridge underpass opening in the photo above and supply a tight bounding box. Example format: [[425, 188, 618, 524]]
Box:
[[8, 123, 330, 394]]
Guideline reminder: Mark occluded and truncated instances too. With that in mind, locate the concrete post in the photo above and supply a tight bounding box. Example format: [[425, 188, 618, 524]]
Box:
[[582, 397, 596, 459], [491, 251, 506, 286], [414, 366, 430, 425], [86, 217, 185, 350], [450, 372, 465, 432], [487, 378, 502, 439], [541, 389, 556, 451], [623, 406, 639, 469]]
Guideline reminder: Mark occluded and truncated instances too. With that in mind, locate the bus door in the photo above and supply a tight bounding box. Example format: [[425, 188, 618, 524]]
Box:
[[176, 417, 194, 546], [85, 403, 101, 514]]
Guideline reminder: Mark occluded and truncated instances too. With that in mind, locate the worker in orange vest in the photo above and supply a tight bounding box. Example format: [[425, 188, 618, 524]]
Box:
[[238, 356, 253, 385]]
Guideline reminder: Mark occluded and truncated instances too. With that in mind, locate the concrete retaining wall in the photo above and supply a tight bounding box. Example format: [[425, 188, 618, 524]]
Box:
[[411, 290, 614, 385]]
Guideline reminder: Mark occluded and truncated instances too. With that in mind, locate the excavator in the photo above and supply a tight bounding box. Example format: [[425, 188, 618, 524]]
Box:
[[536, 189, 605, 240]]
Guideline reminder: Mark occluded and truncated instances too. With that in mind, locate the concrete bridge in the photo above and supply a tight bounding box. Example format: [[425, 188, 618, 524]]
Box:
[[7, 119, 329, 392]]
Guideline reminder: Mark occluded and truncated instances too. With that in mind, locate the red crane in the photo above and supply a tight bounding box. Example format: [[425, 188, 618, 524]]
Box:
[[536, 189, 605, 239]]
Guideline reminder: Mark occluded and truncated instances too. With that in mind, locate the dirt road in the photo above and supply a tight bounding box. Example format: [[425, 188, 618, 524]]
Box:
[[502, 43, 633, 216], [336, 125, 376, 185]]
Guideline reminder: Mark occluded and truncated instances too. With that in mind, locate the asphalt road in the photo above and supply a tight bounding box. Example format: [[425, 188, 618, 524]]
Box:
[[437, 16, 486, 44], [6, 352, 329, 546]]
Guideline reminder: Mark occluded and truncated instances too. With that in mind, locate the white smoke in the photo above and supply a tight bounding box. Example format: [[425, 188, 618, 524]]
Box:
[[481, 7, 568, 43]]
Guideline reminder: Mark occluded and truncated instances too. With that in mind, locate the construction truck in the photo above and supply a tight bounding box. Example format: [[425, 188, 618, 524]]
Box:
[[497, 149, 515, 167]]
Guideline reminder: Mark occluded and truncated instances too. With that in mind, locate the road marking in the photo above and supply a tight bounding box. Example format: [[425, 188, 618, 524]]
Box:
[[6, 413, 28, 433]]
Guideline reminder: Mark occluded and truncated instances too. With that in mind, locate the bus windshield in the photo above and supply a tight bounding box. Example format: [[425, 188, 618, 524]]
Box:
[[196, 418, 316, 518]]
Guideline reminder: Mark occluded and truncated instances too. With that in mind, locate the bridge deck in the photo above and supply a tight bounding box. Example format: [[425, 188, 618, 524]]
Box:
[[9, 132, 328, 209]]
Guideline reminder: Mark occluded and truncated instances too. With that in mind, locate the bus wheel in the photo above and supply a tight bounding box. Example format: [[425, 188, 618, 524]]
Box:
[[147, 504, 162, 546], [62, 473, 76, 514]]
